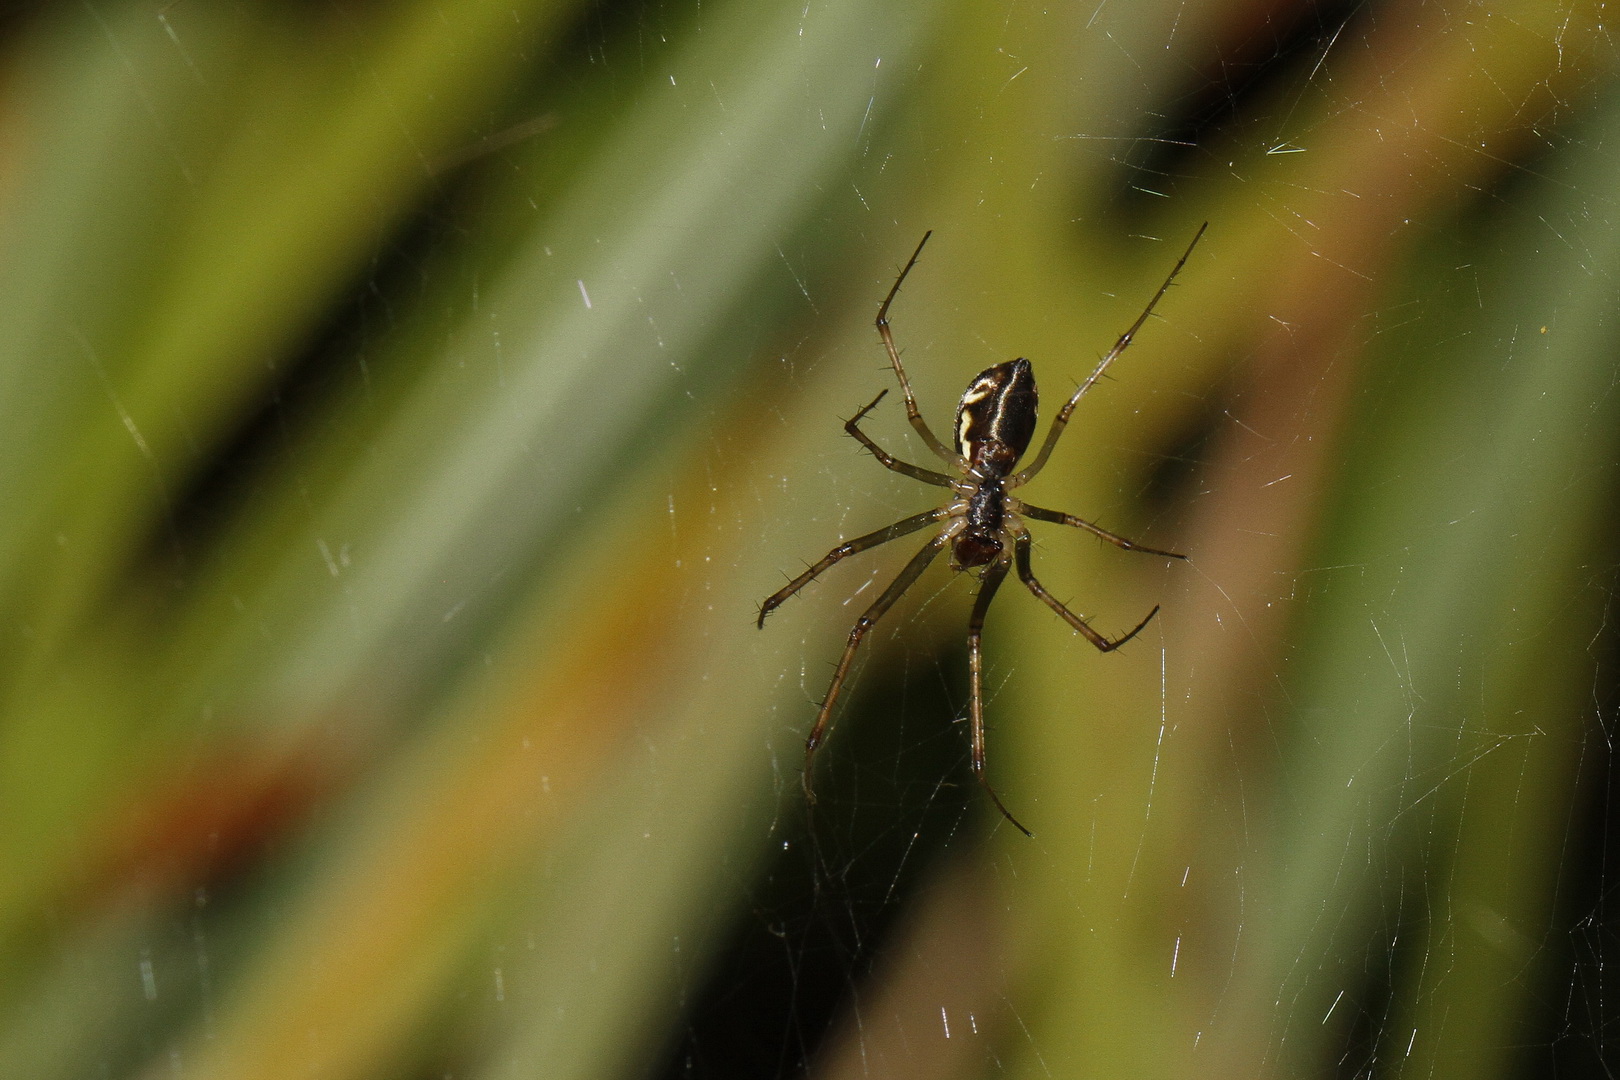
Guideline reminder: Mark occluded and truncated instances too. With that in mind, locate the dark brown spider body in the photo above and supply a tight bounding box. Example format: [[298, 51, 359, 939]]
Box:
[[952, 484, 1006, 569], [954, 358, 1038, 464], [952, 358, 1038, 569], [759, 224, 1205, 837]]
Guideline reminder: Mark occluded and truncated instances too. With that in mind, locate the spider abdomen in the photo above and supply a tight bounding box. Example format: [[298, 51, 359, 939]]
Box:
[[951, 358, 1035, 568], [954, 358, 1038, 472]]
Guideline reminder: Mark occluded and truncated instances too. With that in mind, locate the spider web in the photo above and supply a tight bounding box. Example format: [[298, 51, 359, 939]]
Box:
[[649, 5, 1620, 1079], [10, 3, 1620, 1080]]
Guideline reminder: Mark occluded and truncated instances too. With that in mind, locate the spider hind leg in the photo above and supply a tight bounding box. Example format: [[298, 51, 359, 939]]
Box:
[[799, 533, 950, 804], [966, 553, 1033, 837]]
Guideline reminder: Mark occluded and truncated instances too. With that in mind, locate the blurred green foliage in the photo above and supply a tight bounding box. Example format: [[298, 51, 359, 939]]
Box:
[[0, 2, 1616, 1079]]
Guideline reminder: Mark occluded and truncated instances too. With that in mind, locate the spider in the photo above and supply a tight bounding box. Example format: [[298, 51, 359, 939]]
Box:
[[759, 224, 1205, 836]]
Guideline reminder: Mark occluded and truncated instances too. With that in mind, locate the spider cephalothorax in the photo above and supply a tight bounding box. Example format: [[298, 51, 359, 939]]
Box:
[[759, 226, 1205, 836]]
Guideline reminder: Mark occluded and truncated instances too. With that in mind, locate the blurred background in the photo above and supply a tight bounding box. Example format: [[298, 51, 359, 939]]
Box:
[[1, 1, 1617, 1077]]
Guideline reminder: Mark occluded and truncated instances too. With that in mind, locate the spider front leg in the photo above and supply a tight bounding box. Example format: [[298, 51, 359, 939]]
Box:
[[1011, 222, 1207, 486], [966, 555, 1032, 837], [1012, 530, 1160, 652], [757, 508, 946, 628], [801, 532, 949, 806], [875, 232, 966, 468]]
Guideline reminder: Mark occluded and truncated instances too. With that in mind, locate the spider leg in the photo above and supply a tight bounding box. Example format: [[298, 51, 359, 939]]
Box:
[[1012, 223, 1207, 486], [966, 554, 1032, 837], [876, 232, 967, 468], [846, 389, 957, 487], [1012, 531, 1160, 652], [802, 531, 950, 806], [1012, 499, 1186, 560], [757, 508, 946, 628]]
